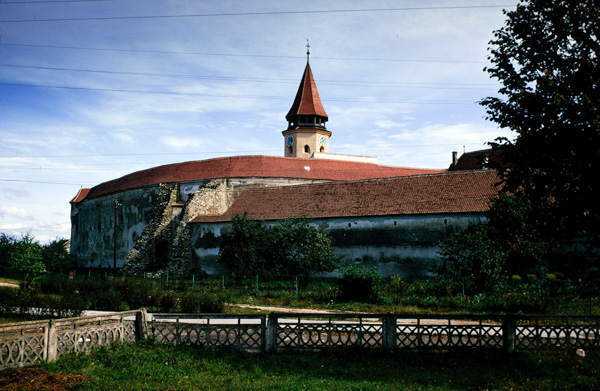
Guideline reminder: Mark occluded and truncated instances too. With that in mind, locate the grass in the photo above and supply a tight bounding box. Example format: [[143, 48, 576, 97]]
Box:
[[26, 339, 599, 390], [0, 316, 25, 324]]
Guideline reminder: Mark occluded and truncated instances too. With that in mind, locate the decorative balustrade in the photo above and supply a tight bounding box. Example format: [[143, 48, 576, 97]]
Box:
[[264, 313, 599, 353], [269, 313, 385, 350], [0, 309, 147, 370], [2, 311, 599, 369], [150, 314, 265, 351], [513, 315, 599, 350]]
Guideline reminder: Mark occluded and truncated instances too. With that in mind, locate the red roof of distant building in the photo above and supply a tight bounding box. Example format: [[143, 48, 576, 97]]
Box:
[[190, 170, 500, 223], [76, 155, 444, 202], [286, 63, 328, 121], [70, 188, 90, 203], [451, 149, 507, 171]]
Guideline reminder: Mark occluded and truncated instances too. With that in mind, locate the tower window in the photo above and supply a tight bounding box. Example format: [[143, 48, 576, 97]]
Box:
[[320, 146, 325, 153], [288, 146, 293, 154], [304, 145, 310, 153]]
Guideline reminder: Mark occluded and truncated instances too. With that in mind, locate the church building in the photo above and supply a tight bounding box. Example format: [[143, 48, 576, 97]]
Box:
[[70, 56, 498, 277]]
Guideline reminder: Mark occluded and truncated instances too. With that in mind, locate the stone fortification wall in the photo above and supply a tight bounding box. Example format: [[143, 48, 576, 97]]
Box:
[[71, 176, 324, 274], [190, 213, 488, 277], [122, 183, 178, 275], [70, 185, 160, 269]]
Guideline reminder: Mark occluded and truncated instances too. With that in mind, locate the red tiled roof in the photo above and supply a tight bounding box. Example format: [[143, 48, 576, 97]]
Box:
[[452, 149, 507, 171], [70, 188, 90, 203], [77, 155, 444, 202], [285, 63, 328, 121], [190, 170, 500, 223]]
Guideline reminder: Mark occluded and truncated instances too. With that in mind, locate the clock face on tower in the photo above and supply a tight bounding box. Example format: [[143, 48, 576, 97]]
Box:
[[286, 135, 294, 146], [319, 135, 327, 147]]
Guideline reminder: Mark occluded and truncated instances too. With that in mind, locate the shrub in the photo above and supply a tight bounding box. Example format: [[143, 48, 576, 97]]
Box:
[[0, 288, 85, 319], [338, 263, 382, 303], [179, 291, 228, 313], [92, 288, 124, 311]]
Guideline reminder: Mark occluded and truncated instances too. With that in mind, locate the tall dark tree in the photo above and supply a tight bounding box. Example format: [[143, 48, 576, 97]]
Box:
[[218, 214, 337, 276], [481, 0, 600, 249]]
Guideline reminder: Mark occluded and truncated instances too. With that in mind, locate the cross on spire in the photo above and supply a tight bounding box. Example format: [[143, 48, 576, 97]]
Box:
[[306, 39, 310, 63]]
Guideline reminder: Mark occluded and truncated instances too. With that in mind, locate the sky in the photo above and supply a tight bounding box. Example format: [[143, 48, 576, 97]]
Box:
[[0, 0, 519, 244]]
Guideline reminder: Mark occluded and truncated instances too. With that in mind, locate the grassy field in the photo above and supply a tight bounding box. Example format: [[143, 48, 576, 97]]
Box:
[[7, 273, 597, 316], [2, 274, 600, 390], [0, 340, 591, 390]]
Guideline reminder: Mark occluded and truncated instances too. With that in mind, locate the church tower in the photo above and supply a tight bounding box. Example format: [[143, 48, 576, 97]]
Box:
[[283, 45, 331, 158]]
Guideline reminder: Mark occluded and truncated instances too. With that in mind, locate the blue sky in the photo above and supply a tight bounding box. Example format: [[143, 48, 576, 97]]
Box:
[[0, 0, 517, 243]]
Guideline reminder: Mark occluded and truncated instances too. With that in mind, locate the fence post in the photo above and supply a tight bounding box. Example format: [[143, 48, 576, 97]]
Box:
[[295, 276, 299, 300], [135, 308, 148, 341], [266, 313, 279, 353], [46, 319, 57, 362], [502, 315, 516, 353], [383, 314, 396, 350]]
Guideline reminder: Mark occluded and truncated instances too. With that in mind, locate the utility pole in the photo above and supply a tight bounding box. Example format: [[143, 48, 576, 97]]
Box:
[[113, 200, 122, 272]]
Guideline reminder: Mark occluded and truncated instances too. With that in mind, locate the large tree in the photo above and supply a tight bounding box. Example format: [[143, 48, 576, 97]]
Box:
[[481, 0, 600, 249], [0, 233, 46, 288], [218, 214, 337, 276]]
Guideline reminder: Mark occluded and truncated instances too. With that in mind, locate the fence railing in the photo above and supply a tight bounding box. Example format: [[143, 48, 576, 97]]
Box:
[[0, 309, 147, 370], [151, 313, 600, 353], [2, 311, 599, 369], [151, 313, 265, 351]]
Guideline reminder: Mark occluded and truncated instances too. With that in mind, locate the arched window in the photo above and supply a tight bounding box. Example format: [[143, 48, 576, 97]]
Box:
[[320, 146, 325, 153], [304, 145, 310, 153], [288, 146, 293, 154]]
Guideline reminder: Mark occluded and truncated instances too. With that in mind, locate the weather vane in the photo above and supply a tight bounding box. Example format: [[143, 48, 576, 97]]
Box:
[[306, 39, 310, 62]]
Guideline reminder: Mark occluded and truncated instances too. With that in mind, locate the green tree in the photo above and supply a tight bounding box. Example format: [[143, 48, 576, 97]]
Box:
[[438, 218, 507, 293], [218, 214, 268, 275], [438, 192, 557, 292], [41, 238, 76, 273], [218, 214, 337, 276], [481, 0, 600, 251], [268, 218, 337, 276], [3, 233, 46, 288], [0, 233, 14, 273]]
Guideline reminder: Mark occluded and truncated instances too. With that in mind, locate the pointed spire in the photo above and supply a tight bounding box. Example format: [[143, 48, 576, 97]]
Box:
[[285, 61, 328, 124]]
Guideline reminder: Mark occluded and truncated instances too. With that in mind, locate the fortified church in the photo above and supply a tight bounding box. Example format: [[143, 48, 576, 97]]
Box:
[[70, 53, 499, 277]]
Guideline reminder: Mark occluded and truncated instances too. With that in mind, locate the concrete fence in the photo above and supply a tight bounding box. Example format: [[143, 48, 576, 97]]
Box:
[[0, 309, 147, 369], [2, 311, 599, 369], [149, 313, 599, 353]]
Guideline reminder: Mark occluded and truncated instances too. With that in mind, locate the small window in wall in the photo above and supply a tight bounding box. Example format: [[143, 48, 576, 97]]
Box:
[[304, 145, 310, 153], [288, 146, 293, 154], [348, 223, 352, 228], [320, 146, 325, 152], [444, 219, 448, 225]]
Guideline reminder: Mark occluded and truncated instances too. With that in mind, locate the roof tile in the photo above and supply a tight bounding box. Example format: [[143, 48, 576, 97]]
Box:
[[285, 63, 328, 120], [190, 170, 500, 223], [78, 155, 444, 202]]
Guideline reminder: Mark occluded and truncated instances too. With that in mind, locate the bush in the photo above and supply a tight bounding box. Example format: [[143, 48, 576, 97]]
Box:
[[0, 288, 85, 319], [338, 263, 382, 303], [92, 288, 124, 311], [179, 291, 228, 313]]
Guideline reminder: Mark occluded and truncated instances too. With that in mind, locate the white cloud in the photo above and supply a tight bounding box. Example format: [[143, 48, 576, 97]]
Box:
[[0, 188, 31, 199], [0, 206, 34, 220], [161, 136, 206, 149], [110, 130, 135, 143], [389, 123, 512, 149], [0, 223, 27, 230], [375, 118, 407, 129]]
